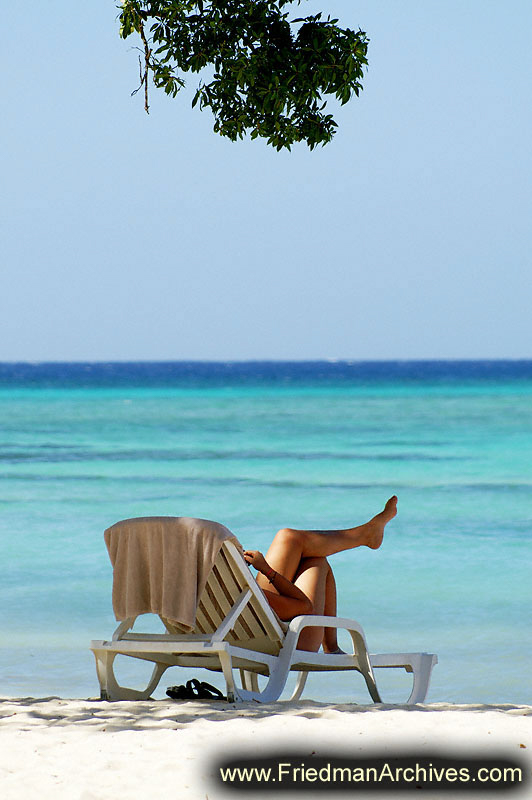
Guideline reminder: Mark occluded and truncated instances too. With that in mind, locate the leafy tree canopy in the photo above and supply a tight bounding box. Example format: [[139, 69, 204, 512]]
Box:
[[118, 0, 369, 150]]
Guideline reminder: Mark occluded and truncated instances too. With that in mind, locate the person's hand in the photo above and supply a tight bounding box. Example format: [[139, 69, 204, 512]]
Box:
[[243, 550, 270, 574]]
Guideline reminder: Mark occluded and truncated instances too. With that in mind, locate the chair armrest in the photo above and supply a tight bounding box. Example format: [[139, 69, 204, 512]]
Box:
[[286, 614, 367, 637], [284, 615, 372, 664]]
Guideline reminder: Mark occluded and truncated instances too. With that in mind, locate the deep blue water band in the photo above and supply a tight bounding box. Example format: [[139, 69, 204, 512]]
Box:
[[1, 360, 531, 388]]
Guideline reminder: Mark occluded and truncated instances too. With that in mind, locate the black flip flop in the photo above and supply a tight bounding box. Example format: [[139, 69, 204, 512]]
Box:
[[166, 682, 193, 700], [194, 680, 225, 700], [166, 678, 225, 701]]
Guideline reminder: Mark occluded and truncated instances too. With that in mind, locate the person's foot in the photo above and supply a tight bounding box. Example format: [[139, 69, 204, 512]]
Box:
[[366, 496, 397, 549]]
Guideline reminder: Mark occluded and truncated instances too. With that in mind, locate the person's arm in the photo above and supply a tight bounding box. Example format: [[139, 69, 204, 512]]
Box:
[[243, 550, 313, 620]]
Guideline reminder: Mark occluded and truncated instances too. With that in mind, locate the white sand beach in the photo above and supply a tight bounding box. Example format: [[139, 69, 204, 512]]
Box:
[[1, 697, 530, 799]]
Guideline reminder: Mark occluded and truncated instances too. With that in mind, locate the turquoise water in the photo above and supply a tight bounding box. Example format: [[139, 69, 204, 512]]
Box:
[[1, 362, 531, 703]]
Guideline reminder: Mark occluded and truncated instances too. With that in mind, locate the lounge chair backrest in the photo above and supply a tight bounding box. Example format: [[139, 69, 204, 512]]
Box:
[[177, 541, 287, 655]]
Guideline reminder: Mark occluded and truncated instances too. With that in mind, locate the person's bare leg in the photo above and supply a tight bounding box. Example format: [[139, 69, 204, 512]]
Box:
[[256, 496, 397, 593], [322, 564, 344, 654], [292, 557, 329, 651]]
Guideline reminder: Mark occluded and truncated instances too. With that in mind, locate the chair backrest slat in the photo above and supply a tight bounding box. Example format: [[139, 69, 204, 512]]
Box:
[[194, 603, 213, 635]]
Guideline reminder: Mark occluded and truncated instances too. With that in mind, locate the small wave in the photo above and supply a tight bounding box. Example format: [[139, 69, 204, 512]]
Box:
[[0, 448, 469, 464]]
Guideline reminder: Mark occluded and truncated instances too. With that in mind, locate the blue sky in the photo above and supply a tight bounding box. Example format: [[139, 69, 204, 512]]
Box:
[[2, 1, 531, 360]]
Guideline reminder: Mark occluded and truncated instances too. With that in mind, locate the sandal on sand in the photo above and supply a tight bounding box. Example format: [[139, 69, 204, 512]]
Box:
[[166, 678, 225, 701], [165, 683, 192, 700]]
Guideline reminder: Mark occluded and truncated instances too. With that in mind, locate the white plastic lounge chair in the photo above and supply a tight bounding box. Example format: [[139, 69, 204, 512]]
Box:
[[91, 518, 437, 704]]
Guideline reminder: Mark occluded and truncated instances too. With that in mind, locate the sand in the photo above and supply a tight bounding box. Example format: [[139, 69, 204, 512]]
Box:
[[1, 697, 530, 799]]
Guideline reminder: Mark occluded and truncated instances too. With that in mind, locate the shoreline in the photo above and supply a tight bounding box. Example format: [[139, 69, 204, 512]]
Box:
[[1, 697, 530, 799]]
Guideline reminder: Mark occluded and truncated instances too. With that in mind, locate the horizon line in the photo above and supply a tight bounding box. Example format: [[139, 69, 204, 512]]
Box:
[[1, 357, 531, 366]]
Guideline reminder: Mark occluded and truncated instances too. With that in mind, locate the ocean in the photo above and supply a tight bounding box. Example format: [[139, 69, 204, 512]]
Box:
[[1, 361, 530, 704]]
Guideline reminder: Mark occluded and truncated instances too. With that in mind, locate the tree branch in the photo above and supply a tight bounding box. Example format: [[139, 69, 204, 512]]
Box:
[[138, 22, 152, 114]]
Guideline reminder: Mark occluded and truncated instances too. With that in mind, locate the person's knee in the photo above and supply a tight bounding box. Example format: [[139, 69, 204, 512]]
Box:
[[273, 527, 302, 548]]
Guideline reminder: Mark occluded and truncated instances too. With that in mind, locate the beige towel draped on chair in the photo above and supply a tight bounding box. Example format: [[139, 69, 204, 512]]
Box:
[[104, 516, 240, 631]]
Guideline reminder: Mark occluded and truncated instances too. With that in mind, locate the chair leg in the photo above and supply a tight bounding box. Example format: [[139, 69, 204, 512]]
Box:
[[93, 650, 117, 700], [240, 670, 259, 692], [218, 650, 239, 703], [405, 653, 437, 704], [92, 650, 168, 701], [348, 630, 382, 703], [360, 669, 382, 703], [243, 662, 292, 703], [288, 671, 309, 701], [219, 652, 290, 703]]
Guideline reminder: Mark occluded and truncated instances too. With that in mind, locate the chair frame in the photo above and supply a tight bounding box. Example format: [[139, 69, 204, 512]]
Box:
[[91, 540, 437, 704]]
